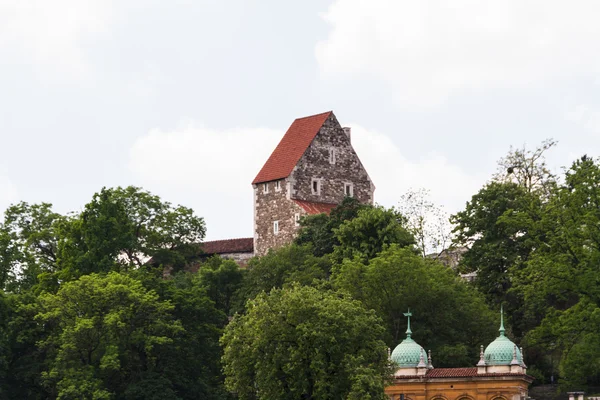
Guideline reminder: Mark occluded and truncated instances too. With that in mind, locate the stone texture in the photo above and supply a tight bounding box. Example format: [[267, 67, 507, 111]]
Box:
[[253, 112, 374, 257]]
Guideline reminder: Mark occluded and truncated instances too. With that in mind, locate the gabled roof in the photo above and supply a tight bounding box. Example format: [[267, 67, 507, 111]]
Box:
[[294, 199, 337, 215], [252, 111, 332, 184], [201, 238, 254, 254]]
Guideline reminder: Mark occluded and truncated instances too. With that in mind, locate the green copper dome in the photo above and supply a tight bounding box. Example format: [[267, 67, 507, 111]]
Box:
[[391, 309, 427, 368], [484, 306, 523, 366], [391, 337, 427, 367]]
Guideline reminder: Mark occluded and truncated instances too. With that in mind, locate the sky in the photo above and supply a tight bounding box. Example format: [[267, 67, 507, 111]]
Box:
[[2, 0, 600, 241]]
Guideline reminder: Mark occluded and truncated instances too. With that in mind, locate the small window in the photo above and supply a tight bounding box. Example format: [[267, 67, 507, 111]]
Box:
[[263, 183, 269, 194], [274, 180, 281, 191], [329, 148, 336, 164], [311, 178, 321, 195], [294, 213, 300, 226], [344, 182, 354, 197], [273, 220, 279, 235]]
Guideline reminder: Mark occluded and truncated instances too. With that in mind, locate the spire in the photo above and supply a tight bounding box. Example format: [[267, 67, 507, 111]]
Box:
[[499, 305, 505, 337], [520, 346, 527, 368], [477, 344, 486, 367], [427, 350, 434, 369], [403, 309, 412, 339], [417, 348, 427, 368], [387, 347, 391, 360], [511, 345, 520, 366]]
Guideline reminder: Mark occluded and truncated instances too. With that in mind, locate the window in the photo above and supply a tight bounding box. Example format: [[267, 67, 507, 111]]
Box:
[[311, 178, 321, 195], [273, 221, 279, 235], [263, 183, 269, 194], [344, 182, 354, 197], [294, 213, 300, 226], [275, 180, 281, 191], [329, 147, 336, 164]]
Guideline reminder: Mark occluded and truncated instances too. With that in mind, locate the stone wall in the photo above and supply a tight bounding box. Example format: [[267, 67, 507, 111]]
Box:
[[254, 178, 305, 257], [290, 113, 374, 205]]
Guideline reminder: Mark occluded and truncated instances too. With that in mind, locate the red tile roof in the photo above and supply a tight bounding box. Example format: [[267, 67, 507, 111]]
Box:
[[294, 200, 338, 215], [252, 111, 332, 184], [201, 238, 254, 254], [396, 368, 532, 379]]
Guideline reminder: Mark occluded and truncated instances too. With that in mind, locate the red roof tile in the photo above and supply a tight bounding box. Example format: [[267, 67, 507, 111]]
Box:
[[294, 200, 338, 215], [201, 238, 253, 254], [252, 111, 332, 184], [395, 368, 532, 380]]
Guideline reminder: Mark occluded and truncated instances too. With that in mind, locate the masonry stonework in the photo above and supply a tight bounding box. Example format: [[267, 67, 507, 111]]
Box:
[[253, 111, 374, 257], [290, 113, 373, 205]]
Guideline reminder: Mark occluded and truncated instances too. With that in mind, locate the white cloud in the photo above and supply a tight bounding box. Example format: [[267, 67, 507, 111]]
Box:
[[565, 104, 600, 134], [129, 122, 282, 240], [316, 0, 600, 106], [350, 124, 483, 213], [129, 120, 482, 240], [0, 174, 19, 216], [0, 0, 113, 80]]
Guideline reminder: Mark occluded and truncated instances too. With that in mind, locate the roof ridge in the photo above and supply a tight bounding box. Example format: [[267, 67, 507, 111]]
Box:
[[293, 111, 332, 121]]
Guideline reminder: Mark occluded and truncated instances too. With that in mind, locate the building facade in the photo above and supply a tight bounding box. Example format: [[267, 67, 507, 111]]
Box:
[[386, 310, 533, 400], [252, 111, 375, 256]]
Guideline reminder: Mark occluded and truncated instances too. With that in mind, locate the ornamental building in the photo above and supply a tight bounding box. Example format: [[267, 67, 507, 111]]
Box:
[[386, 308, 534, 400]]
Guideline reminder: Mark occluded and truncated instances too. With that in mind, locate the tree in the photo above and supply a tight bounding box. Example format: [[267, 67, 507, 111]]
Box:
[[196, 256, 246, 316], [398, 188, 452, 258], [234, 244, 330, 312], [516, 157, 600, 389], [295, 197, 367, 257], [36, 272, 226, 399], [332, 245, 496, 367], [221, 284, 391, 400], [333, 206, 415, 262], [0, 202, 65, 291], [493, 138, 557, 195], [450, 182, 542, 314], [57, 186, 206, 280]]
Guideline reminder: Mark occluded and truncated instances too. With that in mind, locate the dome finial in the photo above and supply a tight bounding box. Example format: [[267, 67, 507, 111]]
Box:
[[403, 308, 412, 338], [499, 305, 505, 337]]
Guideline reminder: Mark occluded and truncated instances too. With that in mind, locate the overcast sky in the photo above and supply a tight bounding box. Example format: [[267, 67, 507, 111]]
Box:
[[2, 0, 600, 240]]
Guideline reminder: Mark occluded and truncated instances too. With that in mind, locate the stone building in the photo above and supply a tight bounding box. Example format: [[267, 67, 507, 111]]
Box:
[[252, 111, 375, 256], [386, 309, 533, 400]]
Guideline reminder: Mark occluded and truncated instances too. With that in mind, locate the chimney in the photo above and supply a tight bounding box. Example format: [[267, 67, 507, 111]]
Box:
[[343, 127, 351, 142]]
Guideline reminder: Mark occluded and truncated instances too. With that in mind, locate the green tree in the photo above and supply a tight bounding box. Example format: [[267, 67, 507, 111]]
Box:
[[221, 284, 391, 400], [196, 256, 246, 316], [235, 243, 330, 311], [57, 186, 206, 280], [450, 182, 542, 317], [2, 291, 52, 399], [36, 272, 226, 399], [334, 206, 415, 262], [517, 157, 600, 389], [332, 245, 496, 367], [295, 197, 367, 257], [0, 202, 65, 291]]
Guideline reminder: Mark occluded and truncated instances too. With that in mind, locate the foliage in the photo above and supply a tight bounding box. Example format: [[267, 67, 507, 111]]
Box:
[[35, 271, 227, 400], [398, 188, 452, 258], [516, 157, 600, 389], [450, 182, 543, 332], [234, 243, 331, 311], [493, 138, 557, 195], [221, 284, 391, 400], [0, 202, 65, 291], [332, 245, 496, 367], [57, 186, 205, 280], [196, 256, 246, 316], [333, 206, 415, 262], [295, 197, 367, 257]]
